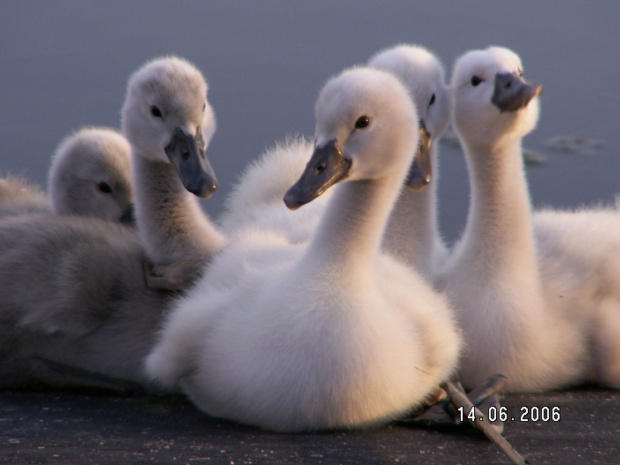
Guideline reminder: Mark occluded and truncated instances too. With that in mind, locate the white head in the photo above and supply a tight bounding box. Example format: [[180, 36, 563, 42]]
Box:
[[121, 56, 218, 198], [451, 46, 542, 148], [284, 67, 418, 209], [369, 44, 451, 190], [48, 127, 134, 223], [369, 44, 450, 143]]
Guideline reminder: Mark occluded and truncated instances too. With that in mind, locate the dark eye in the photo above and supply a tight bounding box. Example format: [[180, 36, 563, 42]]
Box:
[[355, 116, 370, 129], [150, 105, 163, 118], [471, 76, 483, 86], [202, 102, 206, 112], [429, 93, 436, 106], [98, 182, 112, 194]]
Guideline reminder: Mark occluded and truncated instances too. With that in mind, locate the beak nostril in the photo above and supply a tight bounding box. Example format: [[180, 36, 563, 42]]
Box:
[[182, 149, 190, 160]]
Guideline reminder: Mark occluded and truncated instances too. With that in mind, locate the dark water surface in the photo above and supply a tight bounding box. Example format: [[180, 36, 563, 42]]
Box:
[[1, 2, 619, 241]]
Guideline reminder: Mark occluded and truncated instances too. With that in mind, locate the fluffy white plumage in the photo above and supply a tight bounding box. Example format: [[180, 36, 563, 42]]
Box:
[[438, 46, 592, 392], [534, 207, 620, 388], [220, 44, 453, 276], [147, 66, 462, 432], [219, 135, 328, 243]]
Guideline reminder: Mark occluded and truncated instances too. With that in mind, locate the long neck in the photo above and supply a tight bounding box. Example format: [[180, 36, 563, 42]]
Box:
[[454, 137, 538, 279], [383, 145, 443, 278], [302, 173, 403, 282], [132, 152, 225, 265]]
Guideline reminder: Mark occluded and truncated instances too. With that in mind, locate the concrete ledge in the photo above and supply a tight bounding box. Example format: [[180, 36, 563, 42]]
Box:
[[1, 388, 618, 464]]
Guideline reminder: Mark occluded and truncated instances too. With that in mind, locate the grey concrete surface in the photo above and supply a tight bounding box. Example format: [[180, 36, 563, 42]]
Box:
[[1, 388, 618, 464]]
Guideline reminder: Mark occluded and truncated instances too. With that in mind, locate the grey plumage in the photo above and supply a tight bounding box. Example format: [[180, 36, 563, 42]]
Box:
[[0, 214, 173, 391], [0, 56, 224, 391]]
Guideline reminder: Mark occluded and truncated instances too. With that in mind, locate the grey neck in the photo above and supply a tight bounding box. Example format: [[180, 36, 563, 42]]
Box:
[[132, 153, 225, 265]]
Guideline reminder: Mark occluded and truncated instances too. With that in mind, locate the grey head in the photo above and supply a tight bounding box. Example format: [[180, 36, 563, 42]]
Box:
[[48, 127, 134, 224], [121, 56, 218, 199]]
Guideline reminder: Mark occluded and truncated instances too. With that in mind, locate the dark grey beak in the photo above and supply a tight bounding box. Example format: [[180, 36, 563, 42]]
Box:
[[165, 126, 218, 198], [491, 72, 543, 113], [283, 139, 351, 210], [119, 204, 135, 226], [405, 120, 432, 191]]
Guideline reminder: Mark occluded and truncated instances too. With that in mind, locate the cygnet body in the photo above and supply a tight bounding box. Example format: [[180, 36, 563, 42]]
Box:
[[534, 206, 620, 388], [122, 57, 225, 289], [0, 56, 223, 390], [146, 67, 461, 432], [438, 46, 590, 392], [218, 135, 326, 243], [220, 44, 452, 275]]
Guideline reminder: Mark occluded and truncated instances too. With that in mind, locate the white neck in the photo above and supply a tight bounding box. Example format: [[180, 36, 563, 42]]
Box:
[[383, 145, 444, 278], [451, 137, 539, 281], [132, 152, 225, 265], [302, 168, 407, 282]]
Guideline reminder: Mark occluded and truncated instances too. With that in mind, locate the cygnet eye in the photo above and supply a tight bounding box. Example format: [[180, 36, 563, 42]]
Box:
[[471, 76, 483, 87], [429, 93, 436, 106], [98, 182, 112, 194], [355, 116, 370, 129], [202, 102, 206, 112], [150, 105, 163, 118]]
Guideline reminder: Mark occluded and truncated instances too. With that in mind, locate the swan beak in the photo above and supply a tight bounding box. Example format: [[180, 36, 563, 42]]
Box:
[[283, 139, 351, 210], [405, 121, 432, 191], [119, 204, 136, 226], [491, 72, 543, 113], [165, 127, 218, 198]]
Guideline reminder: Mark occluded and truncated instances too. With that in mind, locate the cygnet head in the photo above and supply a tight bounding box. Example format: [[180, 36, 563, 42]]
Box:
[[369, 44, 450, 142], [121, 56, 218, 198], [369, 44, 451, 190], [48, 127, 134, 224], [451, 46, 542, 148], [284, 67, 418, 210]]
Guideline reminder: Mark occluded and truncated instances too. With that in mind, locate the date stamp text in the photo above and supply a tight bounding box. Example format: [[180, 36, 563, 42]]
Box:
[[458, 406, 561, 423]]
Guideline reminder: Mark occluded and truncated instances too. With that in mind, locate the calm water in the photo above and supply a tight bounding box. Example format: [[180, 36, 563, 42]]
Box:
[[1, 1, 619, 242]]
